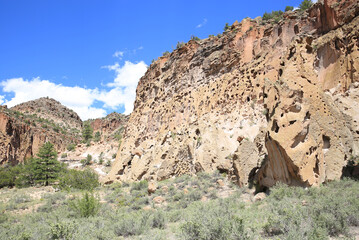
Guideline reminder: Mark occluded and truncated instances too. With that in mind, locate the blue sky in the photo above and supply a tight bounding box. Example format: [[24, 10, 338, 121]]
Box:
[[0, 0, 306, 120]]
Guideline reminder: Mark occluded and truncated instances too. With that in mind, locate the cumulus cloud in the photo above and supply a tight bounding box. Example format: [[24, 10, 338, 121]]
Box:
[[196, 18, 207, 28], [0, 77, 104, 120], [101, 60, 147, 114], [0, 61, 148, 120]]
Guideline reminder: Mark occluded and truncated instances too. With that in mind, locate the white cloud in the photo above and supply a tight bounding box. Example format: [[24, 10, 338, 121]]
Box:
[[71, 106, 107, 120], [113, 51, 124, 59], [101, 60, 147, 114], [113, 47, 143, 59], [196, 18, 207, 28], [0, 77, 104, 120], [0, 61, 148, 119]]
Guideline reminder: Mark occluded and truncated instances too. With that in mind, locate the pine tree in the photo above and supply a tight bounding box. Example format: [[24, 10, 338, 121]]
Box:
[[299, 0, 313, 11], [32, 142, 61, 186], [82, 122, 93, 142]]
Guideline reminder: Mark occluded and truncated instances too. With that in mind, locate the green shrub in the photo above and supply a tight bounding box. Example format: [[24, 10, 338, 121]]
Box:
[[176, 42, 185, 49], [52, 126, 60, 133], [13, 194, 32, 204], [59, 168, 99, 191], [105, 160, 111, 167], [48, 221, 74, 240], [285, 6, 294, 11], [223, 23, 230, 31], [61, 153, 67, 158], [264, 179, 359, 238], [81, 154, 92, 166], [181, 200, 246, 240], [112, 153, 116, 159], [151, 210, 166, 229], [66, 143, 76, 151], [98, 152, 104, 165], [93, 131, 101, 142], [131, 180, 148, 192], [190, 35, 200, 41], [69, 192, 100, 218], [0, 213, 8, 224], [187, 190, 202, 202], [114, 211, 149, 237], [262, 10, 284, 23]]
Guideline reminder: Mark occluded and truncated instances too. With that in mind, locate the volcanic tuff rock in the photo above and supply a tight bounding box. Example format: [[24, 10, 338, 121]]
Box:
[[108, 0, 359, 187]]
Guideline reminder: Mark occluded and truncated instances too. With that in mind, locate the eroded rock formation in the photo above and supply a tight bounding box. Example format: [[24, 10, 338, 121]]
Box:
[[108, 0, 359, 187], [0, 105, 80, 165], [87, 112, 129, 142]]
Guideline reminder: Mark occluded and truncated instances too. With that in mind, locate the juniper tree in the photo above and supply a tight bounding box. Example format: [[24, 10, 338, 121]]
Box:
[[32, 142, 61, 186], [82, 122, 93, 142]]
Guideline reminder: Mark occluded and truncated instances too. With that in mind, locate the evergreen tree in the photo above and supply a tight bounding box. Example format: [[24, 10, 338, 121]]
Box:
[[82, 122, 93, 142], [299, 0, 313, 11], [32, 142, 61, 186]]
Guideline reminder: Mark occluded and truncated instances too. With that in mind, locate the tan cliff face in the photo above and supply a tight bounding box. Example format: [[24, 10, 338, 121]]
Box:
[[108, 0, 359, 187]]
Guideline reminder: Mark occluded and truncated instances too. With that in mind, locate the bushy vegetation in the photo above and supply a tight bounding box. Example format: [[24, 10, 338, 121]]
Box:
[[0, 171, 358, 239], [190, 35, 200, 41], [93, 131, 101, 142], [66, 143, 76, 151], [176, 41, 185, 49], [285, 6, 294, 12], [69, 192, 100, 218], [0, 142, 100, 191], [223, 23, 230, 31], [262, 10, 284, 23], [80, 154, 92, 166], [59, 168, 99, 191], [0, 142, 66, 188]]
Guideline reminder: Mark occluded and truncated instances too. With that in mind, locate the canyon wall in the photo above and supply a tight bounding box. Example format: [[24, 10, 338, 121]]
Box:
[[108, 0, 359, 187]]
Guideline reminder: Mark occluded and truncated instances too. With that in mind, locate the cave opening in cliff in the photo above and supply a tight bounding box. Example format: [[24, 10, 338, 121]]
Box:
[[322, 135, 331, 149]]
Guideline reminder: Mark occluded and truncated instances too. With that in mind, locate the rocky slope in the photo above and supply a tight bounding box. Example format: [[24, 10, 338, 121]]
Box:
[[86, 112, 129, 142], [60, 113, 128, 176], [108, 0, 359, 188], [12, 97, 82, 130], [0, 104, 80, 165], [0, 97, 129, 168]]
